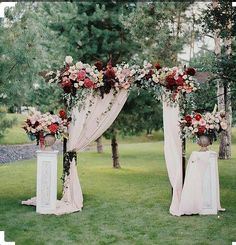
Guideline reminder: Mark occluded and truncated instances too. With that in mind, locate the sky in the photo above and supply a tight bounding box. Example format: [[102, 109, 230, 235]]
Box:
[[0, 2, 16, 18]]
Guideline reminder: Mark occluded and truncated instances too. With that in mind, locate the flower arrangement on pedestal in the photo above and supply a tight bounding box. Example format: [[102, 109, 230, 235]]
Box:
[[180, 110, 228, 151], [23, 109, 70, 149], [45, 56, 198, 110]]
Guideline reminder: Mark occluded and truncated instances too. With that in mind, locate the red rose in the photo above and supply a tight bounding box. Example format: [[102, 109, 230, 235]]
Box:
[[185, 67, 196, 76], [184, 115, 192, 125], [84, 78, 94, 88], [155, 63, 161, 70], [77, 70, 86, 81], [166, 74, 176, 88], [105, 67, 116, 79], [48, 123, 59, 134], [95, 61, 103, 71], [176, 76, 184, 86], [198, 126, 206, 135], [194, 113, 202, 121], [59, 109, 67, 119]]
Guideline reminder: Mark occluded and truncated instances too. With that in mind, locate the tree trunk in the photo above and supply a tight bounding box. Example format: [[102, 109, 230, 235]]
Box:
[[111, 131, 120, 169], [96, 136, 103, 153], [218, 36, 232, 159], [213, 0, 231, 159]]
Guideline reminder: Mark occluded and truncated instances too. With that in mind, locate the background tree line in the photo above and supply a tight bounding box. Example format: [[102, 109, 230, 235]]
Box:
[[0, 1, 235, 165]]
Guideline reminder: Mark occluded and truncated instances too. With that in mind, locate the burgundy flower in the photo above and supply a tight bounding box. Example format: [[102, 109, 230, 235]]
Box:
[[26, 119, 32, 126], [184, 115, 192, 125], [95, 61, 103, 71], [185, 67, 196, 76], [166, 74, 176, 88], [176, 76, 184, 86], [145, 70, 153, 80], [155, 63, 161, 70], [34, 121, 40, 127], [84, 78, 94, 88], [59, 109, 67, 119], [48, 123, 59, 134], [105, 67, 116, 79], [198, 126, 206, 135], [61, 79, 72, 93], [194, 113, 202, 121]]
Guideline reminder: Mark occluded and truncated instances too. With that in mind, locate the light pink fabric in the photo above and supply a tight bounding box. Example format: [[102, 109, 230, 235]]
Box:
[[60, 89, 128, 214], [163, 102, 183, 215], [178, 151, 224, 216], [22, 89, 128, 215]]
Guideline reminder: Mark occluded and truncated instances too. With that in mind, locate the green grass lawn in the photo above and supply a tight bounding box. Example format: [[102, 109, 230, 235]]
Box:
[[0, 142, 235, 245], [0, 113, 31, 145]]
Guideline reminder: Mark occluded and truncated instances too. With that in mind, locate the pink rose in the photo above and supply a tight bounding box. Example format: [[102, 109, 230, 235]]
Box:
[[199, 118, 206, 126], [84, 78, 94, 88], [77, 70, 86, 80], [121, 82, 130, 89]]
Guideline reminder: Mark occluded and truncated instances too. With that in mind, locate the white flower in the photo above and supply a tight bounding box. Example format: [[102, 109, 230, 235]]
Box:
[[65, 56, 73, 64], [85, 67, 92, 73], [220, 121, 227, 130], [183, 75, 187, 79], [78, 80, 84, 86], [209, 124, 214, 129], [74, 83, 79, 88], [75, 61, 83, 70]]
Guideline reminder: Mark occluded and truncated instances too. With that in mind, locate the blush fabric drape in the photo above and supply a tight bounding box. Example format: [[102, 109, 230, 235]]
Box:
[[163, 102, 183, 216], [59, 89, 128, 215]]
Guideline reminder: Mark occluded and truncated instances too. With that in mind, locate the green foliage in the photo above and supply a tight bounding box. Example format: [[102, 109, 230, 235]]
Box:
[[0, 113, 30, 144], [104, 89, 163, 139], [203, 0, 236, 39], [123, 2, 193, 66], [0, 113, 17, 139]]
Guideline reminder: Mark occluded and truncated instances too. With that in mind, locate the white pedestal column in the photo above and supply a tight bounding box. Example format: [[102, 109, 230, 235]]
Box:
[[36, 150, 58, 214], [200, 152, 218, 215]]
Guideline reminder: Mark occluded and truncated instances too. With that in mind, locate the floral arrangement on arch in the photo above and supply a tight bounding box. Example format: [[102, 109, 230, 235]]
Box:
[[23, 109, 70, 148], [136, 61, 198, 101], [45, 56, 198, 109], [180, 110, 228, 143]]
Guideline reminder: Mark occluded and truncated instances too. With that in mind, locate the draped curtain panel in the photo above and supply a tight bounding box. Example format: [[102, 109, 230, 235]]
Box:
[[163, 102, 183, 216], [55, 89, 128, 215]]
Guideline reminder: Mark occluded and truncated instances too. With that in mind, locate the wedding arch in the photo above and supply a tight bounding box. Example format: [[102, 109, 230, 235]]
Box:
[[24, 56, 198, 216]]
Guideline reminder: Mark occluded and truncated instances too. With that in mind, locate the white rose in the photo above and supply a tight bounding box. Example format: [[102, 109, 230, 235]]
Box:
[[76, 61, 83, 70], [65, 56, 73, 64], [220, 121, 227, 130], [78, 80, 84, 86]]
